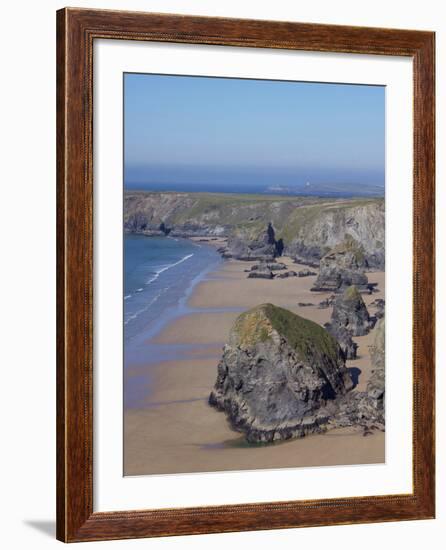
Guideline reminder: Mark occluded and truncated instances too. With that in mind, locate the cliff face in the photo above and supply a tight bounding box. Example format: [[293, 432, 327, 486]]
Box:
[[283, 200, 385, 269], [124, 191, 385, 268]]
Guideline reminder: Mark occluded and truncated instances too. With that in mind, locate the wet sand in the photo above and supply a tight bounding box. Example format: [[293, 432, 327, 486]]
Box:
[[124, 257, 385, 476]]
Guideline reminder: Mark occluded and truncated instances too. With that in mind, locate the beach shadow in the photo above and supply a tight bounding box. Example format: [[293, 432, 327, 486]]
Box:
[[23, 520, 56, 538], [348, 366, 362, 388]]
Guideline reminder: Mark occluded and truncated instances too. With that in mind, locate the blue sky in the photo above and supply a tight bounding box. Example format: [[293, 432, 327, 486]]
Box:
[[124, 73, 385, 190]]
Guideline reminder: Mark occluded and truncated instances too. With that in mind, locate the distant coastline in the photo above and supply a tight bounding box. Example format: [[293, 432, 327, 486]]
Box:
[[125, 182, 385, 198]]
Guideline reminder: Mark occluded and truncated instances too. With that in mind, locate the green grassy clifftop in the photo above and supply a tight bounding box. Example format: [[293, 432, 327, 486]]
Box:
[[124, 191, 385, 267]]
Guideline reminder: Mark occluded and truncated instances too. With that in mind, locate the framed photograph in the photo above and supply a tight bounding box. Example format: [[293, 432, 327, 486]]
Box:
[[56, 8, 435, 542]]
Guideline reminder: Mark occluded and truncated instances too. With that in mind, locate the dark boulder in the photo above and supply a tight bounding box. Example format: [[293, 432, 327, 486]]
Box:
[[247, 267, 274, 279], [298, 269, 317, 277], [318, 295, 336, 309], [251, 261, 286, 272], [276, 271, 298, 279]]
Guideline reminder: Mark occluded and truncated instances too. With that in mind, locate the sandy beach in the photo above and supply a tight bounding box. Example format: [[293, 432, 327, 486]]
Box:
[[124, 254, 385, 476]]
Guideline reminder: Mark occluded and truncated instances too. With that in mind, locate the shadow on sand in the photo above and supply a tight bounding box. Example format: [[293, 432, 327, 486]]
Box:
[[348, 366, 362, 388]]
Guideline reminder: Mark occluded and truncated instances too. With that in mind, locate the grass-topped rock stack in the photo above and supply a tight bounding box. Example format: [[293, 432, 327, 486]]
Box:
[[311, 236, 370, 292], [209, 304, 354, 443]]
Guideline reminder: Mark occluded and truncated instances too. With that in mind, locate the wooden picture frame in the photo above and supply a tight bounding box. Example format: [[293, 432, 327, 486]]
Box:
[[56, 7, 435, 542]]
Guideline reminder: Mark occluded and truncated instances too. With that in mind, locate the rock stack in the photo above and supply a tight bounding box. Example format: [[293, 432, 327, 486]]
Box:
[[228, 223, 280, 261], [209, 304, 353, 443], [311, 237, 369, 292], [330, 285, 374, 336]]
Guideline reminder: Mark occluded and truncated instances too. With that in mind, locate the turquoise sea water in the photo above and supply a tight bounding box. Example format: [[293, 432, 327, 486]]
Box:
[[124, 234, 223, 344], [124, 235, 227, 406]]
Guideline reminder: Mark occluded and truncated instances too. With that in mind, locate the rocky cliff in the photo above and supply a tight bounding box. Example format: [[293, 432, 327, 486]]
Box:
[[228, 223, 278, 261], [209, 304, 353, 443], [124, 191, 385, 268], [284, 200, 385, 269]]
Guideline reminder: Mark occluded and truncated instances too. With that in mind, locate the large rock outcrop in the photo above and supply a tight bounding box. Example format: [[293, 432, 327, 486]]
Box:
[[228, 223, 279, 261], [311, 237, 369, 292], [209, 304, 353, 443], [286, 200, 385, 269], [329, 285, 374, 336]]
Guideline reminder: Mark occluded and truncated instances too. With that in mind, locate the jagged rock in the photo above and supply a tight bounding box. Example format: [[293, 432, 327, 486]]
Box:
[[324, 323, 358, 359], [276, 271, 297, 279], [294, 252, 323, 268], [247, 267, 274, 279], [209, 304, 353, 443], [293, 255, 321, 269], [267, 262, 287, 271], [298, 269, 317, 277], [333, 318, 385, 432], [330, 286, 374, 336], [325, 323, 358, 360], [251, 261, 286, 272], [318, 295, 336, 309], [370, 298, 385, 319], [311, 237, 369, 292]]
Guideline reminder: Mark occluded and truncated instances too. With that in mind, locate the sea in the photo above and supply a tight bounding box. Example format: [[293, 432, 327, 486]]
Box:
[[124, 234, 228, 408]]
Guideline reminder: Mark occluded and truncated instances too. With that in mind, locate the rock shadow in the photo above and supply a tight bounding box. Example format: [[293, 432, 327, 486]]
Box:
[[347, 366, 362, 389]]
